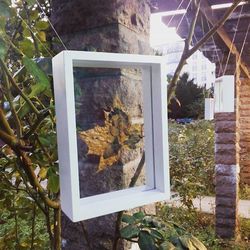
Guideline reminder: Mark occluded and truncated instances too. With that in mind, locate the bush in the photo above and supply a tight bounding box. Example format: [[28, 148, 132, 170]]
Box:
[[168, 120, 215, 208]]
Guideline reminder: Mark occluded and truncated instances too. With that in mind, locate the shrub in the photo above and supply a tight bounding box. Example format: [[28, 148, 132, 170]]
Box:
[[168, 120, 215, 208]]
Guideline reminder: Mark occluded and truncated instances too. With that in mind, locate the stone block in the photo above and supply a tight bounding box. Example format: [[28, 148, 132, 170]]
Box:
[[216, 227, 236, 239], [215, 164, 238, 176], [215, 144, 236, 155], [215, 185, 237, 198], [215, 154, 237, 165], [215, 197, 237, 207], [215, 121, 236, 133], [215, 133, 236, 144], [216, 218, 236, 227], [215, 175, 237, 186], [214, 112, 236, 122], [216, 206, 237, 218]]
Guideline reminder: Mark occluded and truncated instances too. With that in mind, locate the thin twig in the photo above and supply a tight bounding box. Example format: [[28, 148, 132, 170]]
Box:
[[45, 205, 54, 249], [167, 0, 200, 103], [0, 108, 14, 136], [167, 0, 243, 104], [0, 58, 40, 115], [22, 0, 40, 57], [112, 151, 145, 250], [2, 71, 22, 138], [53, 207, 61, 250], [30, 202, 36, 250], [188, 0, 242, 57]]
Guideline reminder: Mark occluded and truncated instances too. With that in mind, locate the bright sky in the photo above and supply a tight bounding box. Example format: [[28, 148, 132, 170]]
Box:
[[150, 13, 182, 47]]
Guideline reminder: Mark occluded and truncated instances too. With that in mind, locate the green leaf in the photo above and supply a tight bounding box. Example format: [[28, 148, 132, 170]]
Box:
[[0, 16, 6, 31], [179, 236, 196, 250], [122, 214, 136, 224], [159, 241, 176, 250], [133, 211, 145, 221], [120, 225, 139, 239], [36, 20, 49, 30], [39, 167, 48, 180], [38, 136, 50, 146], [138, 231, 156, 250], [189, 236, 207, 250], [48, 172, 59, 193], [38, 31, 46, 42], [0, 37, 7, 59], [150, 229, 164, 240], [19, 39, 35, 58], [0, 0, 10, 19], [22, 55, 50, 97], [26, 0, 36, 5]]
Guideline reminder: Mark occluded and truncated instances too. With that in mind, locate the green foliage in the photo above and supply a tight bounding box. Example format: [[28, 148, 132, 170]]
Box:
[[168, 73, 205, 119], [169, 120, 215, 208], [0, 1, 59, 249], [158, 206, 250, 250], [0, 189, 50, 249], [120, 211, 207, 250]]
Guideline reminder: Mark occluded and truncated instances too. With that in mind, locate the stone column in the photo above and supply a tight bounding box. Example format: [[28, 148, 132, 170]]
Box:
[[215, 112, 239, 238], [237, 78, 250, 185], [51, 1, 152, 249]]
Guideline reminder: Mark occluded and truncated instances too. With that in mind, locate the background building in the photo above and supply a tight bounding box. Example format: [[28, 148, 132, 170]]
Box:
[[150, 14, 216, 89], [154, 41, 216, 89]]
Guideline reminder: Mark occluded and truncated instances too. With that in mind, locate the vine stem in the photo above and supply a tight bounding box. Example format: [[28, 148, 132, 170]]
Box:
[[2, 71, 22, 138], [54, 207, 61, 250], [0, 58, 40, 115], [112, 151, 145, 250]]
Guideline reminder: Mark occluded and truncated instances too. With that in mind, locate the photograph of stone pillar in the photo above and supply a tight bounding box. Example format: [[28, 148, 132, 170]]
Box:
[[73, 66, 146, 198]]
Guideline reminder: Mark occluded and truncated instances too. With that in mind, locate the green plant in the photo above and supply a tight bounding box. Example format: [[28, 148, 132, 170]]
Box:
[[168, 73, 205, 119], [120, 211, 207, 250], [158, 206, 250, 250], [169, 120, 215, 208], [0, 0, 60, 248]]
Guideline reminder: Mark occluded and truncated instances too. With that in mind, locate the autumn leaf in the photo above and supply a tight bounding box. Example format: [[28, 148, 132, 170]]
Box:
[[79, 96, 143, 172]]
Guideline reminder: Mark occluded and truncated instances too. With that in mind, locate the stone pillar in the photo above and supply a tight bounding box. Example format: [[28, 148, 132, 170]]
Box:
[[237, 78, 250, 185], [51, 1, 152, 249], [215, 112, 239, 238]]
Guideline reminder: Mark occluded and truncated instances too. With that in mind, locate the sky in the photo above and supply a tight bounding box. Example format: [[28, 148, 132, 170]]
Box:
[[150, 13, 182, 47]]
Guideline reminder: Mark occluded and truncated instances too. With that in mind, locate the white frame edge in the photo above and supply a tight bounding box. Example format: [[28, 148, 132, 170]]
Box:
[[52, 51, 170, 222]]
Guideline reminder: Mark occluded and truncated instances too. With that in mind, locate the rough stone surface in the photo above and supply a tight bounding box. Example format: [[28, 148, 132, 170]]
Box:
[[216, 227, 236, 239], [237, 78, 250, 184], [215, 112, 239, 239], [215, 121, 236, 133], [215, 133, 236, 144]]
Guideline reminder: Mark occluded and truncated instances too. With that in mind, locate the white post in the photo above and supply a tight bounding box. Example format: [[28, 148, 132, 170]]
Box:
[[205, 98, 214, 120]]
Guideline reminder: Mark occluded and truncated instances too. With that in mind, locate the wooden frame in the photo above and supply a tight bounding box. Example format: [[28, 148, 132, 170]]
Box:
[[52, 51, 170, 222]]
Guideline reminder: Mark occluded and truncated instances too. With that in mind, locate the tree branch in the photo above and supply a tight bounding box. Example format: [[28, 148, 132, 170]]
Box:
[[0, 58, 40, 115], [0, 108, 14, 136], [187, 0, 243, 57], [167, 0, 200, 103], [167, 0, 242, 104]]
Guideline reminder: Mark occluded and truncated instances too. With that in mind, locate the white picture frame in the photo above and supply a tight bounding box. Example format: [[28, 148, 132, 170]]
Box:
[[52, 51, 170, 222], [214, 75, 235, 113]]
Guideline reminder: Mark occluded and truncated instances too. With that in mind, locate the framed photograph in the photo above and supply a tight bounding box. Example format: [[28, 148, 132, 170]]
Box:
[[52, 51, 170, 222]]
